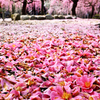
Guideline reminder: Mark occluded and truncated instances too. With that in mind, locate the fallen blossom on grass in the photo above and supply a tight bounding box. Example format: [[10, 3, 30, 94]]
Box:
[[0, 19, 100, 99]]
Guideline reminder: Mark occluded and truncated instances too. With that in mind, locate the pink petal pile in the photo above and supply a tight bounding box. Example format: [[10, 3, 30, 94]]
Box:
[[0, 20, 100, 100]]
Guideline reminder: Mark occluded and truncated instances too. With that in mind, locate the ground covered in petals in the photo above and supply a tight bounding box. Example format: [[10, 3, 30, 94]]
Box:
[[0, 19, 100, 100]]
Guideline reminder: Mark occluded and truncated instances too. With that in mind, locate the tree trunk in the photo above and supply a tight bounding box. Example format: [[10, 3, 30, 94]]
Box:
[[72, 0, 79, 16], [41, 0, 44, 15], [12, 4, 15, 14], [22, 0, 27, 15], [91, 5, 94, 18], [2, 7, 5, 21], [32, 4, 36, 15]]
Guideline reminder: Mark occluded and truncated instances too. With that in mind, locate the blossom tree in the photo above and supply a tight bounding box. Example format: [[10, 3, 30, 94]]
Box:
[[11, 0, 41, 15], [0, 0, 45, 15], [49, 0, 100, 17], [0, 0, 13, 10], [83, 0, 99, 18], [96, 2, 100, 14], [49, 0, 79, 15]]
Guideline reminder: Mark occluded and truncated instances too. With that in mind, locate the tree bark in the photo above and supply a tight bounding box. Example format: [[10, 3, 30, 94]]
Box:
[[72, 0, 79, 16], [22, 0, 27, 15], [2, 7, 5, 21], [91, 5, 94, 18], [12, 4, 15, 14], [32, 3, 36, 15], [41, 0, 44, 15]]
